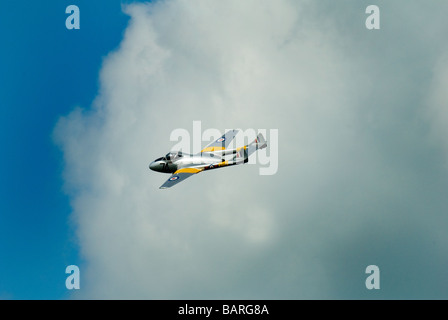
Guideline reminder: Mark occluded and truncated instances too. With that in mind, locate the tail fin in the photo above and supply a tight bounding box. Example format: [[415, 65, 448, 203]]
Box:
[[234, 133, 268, 163], [254, 133, 267, 150]]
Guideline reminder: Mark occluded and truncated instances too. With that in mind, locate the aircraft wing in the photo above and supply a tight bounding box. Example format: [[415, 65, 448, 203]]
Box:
[[159, 168, 204, 189], [201, 129, 239, 153]]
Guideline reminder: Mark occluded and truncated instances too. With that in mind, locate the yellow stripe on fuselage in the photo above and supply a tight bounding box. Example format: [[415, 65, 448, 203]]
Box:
[[216, 161, 228, 167], [201, 146, 225, 153], [174, 168, 203, 174]]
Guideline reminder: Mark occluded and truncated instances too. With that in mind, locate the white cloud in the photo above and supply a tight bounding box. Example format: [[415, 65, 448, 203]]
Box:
[[55, 0, 448, 299]]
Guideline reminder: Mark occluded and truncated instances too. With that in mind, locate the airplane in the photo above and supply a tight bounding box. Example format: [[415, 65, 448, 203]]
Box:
[[149, 130, 267, 189]]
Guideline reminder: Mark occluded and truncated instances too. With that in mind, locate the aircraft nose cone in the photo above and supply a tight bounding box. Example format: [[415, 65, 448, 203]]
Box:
[[149, 160, 166, 172], [149, 161, 158, 171]]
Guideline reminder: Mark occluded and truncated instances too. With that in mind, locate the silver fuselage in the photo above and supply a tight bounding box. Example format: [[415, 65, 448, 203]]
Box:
[[149, 152, 224, 174]]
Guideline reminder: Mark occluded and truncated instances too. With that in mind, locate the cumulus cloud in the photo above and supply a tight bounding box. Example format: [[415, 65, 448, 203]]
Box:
[[55, 0, 448, 299]]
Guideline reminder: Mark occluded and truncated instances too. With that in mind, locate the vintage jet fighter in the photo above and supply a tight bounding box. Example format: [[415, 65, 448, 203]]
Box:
[[149, 130, 267, 189]]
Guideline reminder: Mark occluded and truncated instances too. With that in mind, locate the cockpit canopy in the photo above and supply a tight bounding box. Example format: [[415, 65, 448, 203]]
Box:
[[155, 151, 186, 162], [166, 151, 184, 160], [153, 151, 189, 163]]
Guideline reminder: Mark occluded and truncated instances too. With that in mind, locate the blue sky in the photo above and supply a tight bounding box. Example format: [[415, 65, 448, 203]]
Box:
[[0, 1, 133, 299]]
